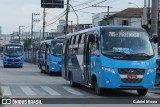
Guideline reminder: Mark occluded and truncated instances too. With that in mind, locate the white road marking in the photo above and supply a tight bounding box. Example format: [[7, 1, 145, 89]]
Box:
[[20, 86, 36, 96], [1, 86, 12, 96], [40, 86, 61, 96], [63, 86, 83, 95]]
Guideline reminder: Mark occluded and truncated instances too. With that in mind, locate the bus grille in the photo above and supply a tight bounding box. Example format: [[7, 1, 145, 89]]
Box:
[[121, 78, 143, 83], [118, 68, 145, 75], [118, 68, 145, 83], [7, 59, 20, 62]]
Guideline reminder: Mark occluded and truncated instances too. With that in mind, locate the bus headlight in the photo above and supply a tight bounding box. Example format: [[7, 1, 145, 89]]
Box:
[[51, 61, 57, 64], [102, 67, 115, 74], [147, 68, 156, 75], [21, 57, 24, 60]]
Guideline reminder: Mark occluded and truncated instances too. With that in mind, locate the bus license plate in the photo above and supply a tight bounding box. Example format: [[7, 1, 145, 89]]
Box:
[[127, 75, 137, 79]]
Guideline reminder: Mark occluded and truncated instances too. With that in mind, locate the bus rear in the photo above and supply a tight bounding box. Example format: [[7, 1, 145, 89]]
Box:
[[3, 44, 24, 68]]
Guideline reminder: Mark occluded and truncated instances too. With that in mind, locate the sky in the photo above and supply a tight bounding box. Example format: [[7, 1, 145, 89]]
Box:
[[0, 0, 145, 34]]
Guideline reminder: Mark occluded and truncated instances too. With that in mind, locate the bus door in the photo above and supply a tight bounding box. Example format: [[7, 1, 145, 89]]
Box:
[[45, 43, 49, 72], [84, 34, 98, 85], [64, 39, 69, 79], [40, 43, 45, 70]]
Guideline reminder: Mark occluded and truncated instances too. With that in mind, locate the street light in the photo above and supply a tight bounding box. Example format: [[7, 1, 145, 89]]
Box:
[[128, 2, 139, 8]]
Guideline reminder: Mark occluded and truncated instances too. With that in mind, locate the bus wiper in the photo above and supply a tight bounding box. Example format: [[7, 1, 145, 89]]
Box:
[[107, 51, 130, 56], [131, 53, 150, 56]]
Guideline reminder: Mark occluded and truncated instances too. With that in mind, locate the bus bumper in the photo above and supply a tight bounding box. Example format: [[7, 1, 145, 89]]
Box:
[[49, 62, 61, 72], [97, 70, 156, 89]]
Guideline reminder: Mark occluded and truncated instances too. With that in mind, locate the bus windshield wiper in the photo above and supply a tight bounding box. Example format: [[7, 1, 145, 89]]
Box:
[[131, 53, 151, 56], [107, 51, 130, 56]]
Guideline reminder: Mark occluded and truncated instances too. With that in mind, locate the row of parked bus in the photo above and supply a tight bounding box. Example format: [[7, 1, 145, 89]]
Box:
[[36, 25, 158, 96]]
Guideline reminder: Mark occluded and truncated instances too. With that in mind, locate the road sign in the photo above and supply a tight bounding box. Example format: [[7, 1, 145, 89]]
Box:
[[41, 0, 64, 8]]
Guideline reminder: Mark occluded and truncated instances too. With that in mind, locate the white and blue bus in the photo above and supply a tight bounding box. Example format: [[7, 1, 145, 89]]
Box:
[[38, 39, 64, 75], [3, 43, 24, 68], [62, 26, 157, 96]]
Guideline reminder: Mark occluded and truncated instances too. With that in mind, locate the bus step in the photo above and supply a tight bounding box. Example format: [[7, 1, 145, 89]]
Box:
[[85, 84, 92, 88]]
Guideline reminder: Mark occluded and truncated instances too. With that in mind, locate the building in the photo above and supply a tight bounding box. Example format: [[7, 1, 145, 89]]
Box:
[[67, 24, 92, 33], [93, 8, 144, 28], [0, 26, 2, 35], [57, 19, 66, 33], [92, 12, 117, 27], [1, 34, 11, 44], [110, 8, 144, 28]]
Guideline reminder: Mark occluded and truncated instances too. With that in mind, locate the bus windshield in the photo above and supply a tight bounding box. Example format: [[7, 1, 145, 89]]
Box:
[[51, 41, 63, 55], [101, 29, 154, 57], [4, 45, 23, 57]]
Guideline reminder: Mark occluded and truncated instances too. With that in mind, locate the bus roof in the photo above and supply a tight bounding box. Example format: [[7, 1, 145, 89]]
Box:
[[66, 25, 145, 37], [40, 39, 64, 44], [4, 43, 23, 46]]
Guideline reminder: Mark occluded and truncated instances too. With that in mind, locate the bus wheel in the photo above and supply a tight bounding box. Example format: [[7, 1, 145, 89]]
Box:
[[4, 65, 7, 68], [49, 72, 54, 76], [69, 73, 76, 87], [40, 66, 45, 73], [94, 79, 104, 96], [137, 89, 148, 96]]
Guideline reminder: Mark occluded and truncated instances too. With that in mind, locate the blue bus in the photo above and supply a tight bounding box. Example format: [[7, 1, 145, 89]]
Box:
[[3, 43, 24, 68], [38, 39, 64, 75], [62, 26, 157, 96]]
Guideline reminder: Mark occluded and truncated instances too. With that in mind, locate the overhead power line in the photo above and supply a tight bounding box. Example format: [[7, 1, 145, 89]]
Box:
[[73, 0, 97, 7], [74, 0, 108, 11], [46, 11, 66, 27]]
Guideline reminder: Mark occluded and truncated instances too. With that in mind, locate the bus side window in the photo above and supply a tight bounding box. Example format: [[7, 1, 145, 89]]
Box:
[[89, 34, 99, 55], [78, 34, 82, 44]]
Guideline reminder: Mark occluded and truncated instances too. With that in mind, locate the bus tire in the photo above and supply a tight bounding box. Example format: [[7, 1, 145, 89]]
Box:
[[40, 66, 45, 73], [94, 78, 104, 96], [49, 72, 54, 76], [3, 65, 7, 68], [137, 89, 148, 96], [20, 66, 23, 68], [69, 73, 76, 87]]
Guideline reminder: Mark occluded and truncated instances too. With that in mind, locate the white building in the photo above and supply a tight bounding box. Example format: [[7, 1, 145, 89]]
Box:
[[0, 26, 2, 35], [92, 8, 144, 28], [57, 19, 66, 33], [92, 12, 117, 27]]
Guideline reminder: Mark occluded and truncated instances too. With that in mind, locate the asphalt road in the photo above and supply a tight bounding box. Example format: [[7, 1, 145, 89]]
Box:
[[0, 60, 159, 107]]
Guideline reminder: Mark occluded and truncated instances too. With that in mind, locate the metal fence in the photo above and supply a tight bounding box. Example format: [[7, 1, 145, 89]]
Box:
[[24, 48, 39, 64]]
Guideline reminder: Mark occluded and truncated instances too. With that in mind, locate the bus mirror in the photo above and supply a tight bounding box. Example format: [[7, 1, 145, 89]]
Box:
[[46, 44, 49, 48], [156, 59, 160, 65], [94, 50, 99, 56], [150, 34, 158, 43]]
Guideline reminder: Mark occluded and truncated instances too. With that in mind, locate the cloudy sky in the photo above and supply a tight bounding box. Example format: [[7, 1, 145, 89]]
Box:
[[0, 0, 145, 34]]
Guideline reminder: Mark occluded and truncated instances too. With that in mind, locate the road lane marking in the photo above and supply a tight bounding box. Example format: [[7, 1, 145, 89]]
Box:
[[1, 86, 12, 96], [20, 86, 36, 96], [62, 86, 83, 95], [40, 86, 61, 96]]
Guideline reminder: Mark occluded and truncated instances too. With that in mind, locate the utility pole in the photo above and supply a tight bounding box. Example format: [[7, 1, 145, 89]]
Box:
[[65, 0, 70, 34], [31, 13, 40, 48], [143, 0, 148, 25], [42, 8, 46, 40], [31, 13, 34, 48], [19, 26, 25, 42], [147, 0, 151, 24], [151, 0, 158, 59], [107, 6, 112, 25]]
